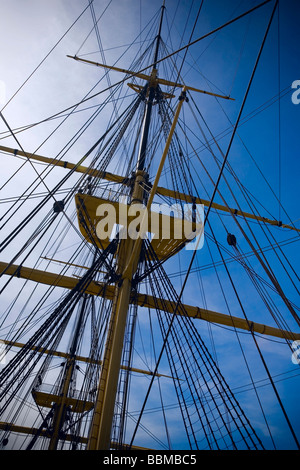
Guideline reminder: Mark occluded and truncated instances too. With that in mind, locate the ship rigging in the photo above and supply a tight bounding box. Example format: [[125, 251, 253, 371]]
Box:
[[0, 0, 299, 451]]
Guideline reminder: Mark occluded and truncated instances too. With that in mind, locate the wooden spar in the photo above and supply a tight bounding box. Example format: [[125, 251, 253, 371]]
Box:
[[1, 339, 173, 379], [0, 144, 125, 183], [1, 261, 298, 342], [0, 422, 150, 450], [66, 55, 234, 101], [1, 144, 298, 233]]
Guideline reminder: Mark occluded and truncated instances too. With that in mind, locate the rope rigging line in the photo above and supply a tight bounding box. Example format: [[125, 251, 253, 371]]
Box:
[[277, 1, 282, 222], [128, 2, 281, 449], [194, 83, 300, 317], [0, 93, 141, 260], [190, 75, 300, 237], [206, 225, 277, 449], [146, 297, 172, 450], [86, 0, 137, 169], [0, 83, 134, 228], [0, 1, 95, 113], [211, 224, 300, 450], [0, 240, 118, 413], [8, 0, 271, 136], [178, 48, 300, 329], [135, 240, 265, 450], [162, 234, 299, 284], [75, 0, 113, 57], [1, 296, 113, 449], [186, 53, 299, 234], [1, 0, 298, 452], [170, 77, 300, 310], [0, 198, 109, 334], [24, 293, 104, 449], [154, 85, 294, 202], [0, 110, 54, 200], [185, 96, 300, 303], [112, 302, 138, 449]]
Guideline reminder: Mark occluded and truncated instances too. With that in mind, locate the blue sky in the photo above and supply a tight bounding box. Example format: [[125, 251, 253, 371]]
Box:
[[0, 0, 299, 451]]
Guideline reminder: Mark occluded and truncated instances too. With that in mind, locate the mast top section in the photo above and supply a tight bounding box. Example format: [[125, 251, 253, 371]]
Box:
[[67, 55, 234, 100]]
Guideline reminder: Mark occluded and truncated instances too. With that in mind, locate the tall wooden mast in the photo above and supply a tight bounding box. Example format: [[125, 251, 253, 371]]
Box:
[[1, 0, 299, 451], [87, 2, 168, 450]]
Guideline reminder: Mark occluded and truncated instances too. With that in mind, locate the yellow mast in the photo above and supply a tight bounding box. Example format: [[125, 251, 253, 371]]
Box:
[[87, 4, 189, 448], [1, 1, 298, 450], [87, 85, 188, 450], [87, 171, 145, 450], [1, 0, 299, 453]]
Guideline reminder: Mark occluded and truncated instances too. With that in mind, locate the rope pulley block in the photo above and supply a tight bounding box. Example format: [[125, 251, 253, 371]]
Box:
[[227, 233, 237, 247], [53, 200, 65, 213]]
